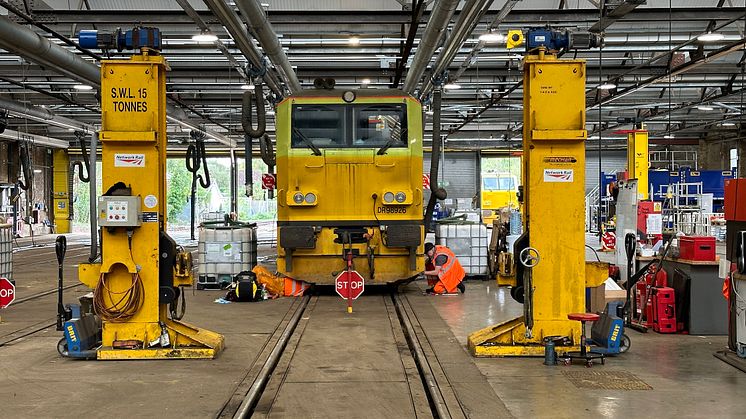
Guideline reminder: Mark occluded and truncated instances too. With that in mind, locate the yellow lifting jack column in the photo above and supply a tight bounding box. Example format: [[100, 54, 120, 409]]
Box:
[[468, 32, 608, 356], [78, 45, 224, 360]]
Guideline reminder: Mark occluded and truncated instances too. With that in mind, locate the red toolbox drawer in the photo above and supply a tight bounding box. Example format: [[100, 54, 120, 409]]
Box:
[[679, 236, 716, 261]]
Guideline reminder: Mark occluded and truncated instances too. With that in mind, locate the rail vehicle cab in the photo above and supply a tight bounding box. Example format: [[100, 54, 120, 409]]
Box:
[[275, 89, 425, 284]]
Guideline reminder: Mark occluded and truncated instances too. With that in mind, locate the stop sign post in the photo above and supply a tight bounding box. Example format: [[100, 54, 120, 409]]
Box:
[[335, 270, 364, 313], [0, 277, 15, 309]]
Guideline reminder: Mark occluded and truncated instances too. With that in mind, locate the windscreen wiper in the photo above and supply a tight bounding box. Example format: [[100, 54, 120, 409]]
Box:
[[376, 128, 407, 155], [292, 127, 322, 156]]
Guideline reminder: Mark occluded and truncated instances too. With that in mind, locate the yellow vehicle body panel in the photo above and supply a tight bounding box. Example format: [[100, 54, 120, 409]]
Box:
[[469, 52, 589, 356], [276, 93, 424, 284], [78, 53, 223, 360]]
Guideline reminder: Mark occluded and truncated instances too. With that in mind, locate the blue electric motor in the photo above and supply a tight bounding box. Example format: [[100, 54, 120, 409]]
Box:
[[79, 27, 162, 51]]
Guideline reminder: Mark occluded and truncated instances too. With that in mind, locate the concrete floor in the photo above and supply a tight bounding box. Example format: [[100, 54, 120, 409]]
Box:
[[427, 279, 746, 419], [2, 234, 746, 418]]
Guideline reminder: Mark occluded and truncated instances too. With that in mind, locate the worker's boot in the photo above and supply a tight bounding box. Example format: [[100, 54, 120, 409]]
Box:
[[457, 282, 465, 294]]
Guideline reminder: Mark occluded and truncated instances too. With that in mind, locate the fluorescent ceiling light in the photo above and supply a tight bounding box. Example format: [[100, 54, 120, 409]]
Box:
[[479, 32, 504, 43], [696, 105, 714, 111], [426, 110, 434, 115], [240, 84, 255, 90], [443, 83, 461, 90], [192, 33, 218, 43], [663, 134, 675, 139], [598, 82, 617, 90], [697, 32, 725, 42], [33, 169, 42, 174], [73, 84, 93, 91], [361, 78, 371, 85], [721, 121, 736, 126], [348, 36, 360, 46]]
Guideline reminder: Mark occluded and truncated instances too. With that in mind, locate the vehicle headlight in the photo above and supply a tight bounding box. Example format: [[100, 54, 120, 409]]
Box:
[[395, 191, 406, 203], [304, 192, 317, 204], [293, 192, 304, 204], [383, 192, 395, 203]]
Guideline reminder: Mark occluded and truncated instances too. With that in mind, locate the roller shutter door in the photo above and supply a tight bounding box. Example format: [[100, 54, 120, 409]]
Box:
[[423, 151, 478, 203], [585, 150, 627, 193]]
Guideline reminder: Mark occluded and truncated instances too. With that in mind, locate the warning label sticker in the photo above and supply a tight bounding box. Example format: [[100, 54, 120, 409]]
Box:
[[114, 154, 145, 167], [543, 169, 574, 183]]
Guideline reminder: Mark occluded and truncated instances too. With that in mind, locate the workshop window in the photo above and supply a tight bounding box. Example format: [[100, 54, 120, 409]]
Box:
[[730, 148, 738, 171]]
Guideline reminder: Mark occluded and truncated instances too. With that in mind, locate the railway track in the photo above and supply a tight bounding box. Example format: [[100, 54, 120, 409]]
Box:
[[217, 292, 467, 419]]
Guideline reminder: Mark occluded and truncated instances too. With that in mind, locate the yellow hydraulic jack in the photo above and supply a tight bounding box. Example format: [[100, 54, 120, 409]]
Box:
[[468, 28, 607, 356], [77, 28, 224, 360]]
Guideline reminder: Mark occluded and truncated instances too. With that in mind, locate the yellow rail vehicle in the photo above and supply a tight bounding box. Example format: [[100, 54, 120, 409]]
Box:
[[276, 89, 425, 284]]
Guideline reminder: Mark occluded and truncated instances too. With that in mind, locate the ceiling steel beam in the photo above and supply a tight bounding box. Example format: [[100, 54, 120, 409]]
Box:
[[589, 0, 647, 34]]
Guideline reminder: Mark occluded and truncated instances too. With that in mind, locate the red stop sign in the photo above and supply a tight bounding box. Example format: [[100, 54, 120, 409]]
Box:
[[262, 173, 276, 190], [423, 174, 430, 190], [0, 277, 15, 308], [335, 270, 365, 300]]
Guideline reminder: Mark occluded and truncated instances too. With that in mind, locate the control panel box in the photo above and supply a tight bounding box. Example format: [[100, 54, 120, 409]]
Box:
[[98, 196, 142, 227]]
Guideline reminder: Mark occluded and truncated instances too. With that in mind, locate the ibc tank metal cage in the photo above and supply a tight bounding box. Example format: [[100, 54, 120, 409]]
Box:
[[197, 220, 258, 289], [0, 224, 11, 282]]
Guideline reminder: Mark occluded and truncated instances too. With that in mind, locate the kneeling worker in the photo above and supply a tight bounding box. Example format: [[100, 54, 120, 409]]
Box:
[[424, 242, 466, 294]]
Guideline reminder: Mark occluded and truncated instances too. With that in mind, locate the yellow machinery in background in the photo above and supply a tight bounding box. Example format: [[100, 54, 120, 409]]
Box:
[[77, 28, 223, 360], [469, 28, 607, 356], [52, 150, 70, 233], [625, 129, 649, 200], [275, 88, 425, 284]]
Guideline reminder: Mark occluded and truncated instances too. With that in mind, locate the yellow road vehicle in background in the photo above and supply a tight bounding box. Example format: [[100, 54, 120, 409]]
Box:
[[481, 172, 518, 226]]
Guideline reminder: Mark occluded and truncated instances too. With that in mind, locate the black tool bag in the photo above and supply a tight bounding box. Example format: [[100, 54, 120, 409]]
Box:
[[225, 271, 261, 302]]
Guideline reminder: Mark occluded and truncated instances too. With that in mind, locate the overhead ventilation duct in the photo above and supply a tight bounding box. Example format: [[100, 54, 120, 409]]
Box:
[[419, 0, 494, 97], [402, 0, 460, 94], [203, 0, 285, 96], [0, 14, 235, 147], [234, 0, 302, 94]]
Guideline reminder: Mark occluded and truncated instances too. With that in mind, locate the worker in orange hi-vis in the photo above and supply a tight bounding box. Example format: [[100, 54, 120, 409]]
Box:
[[423, 242, 466, 294]]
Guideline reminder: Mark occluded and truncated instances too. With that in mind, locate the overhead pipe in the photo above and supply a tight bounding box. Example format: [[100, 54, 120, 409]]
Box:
[[0, 96, 93, 132], [402, 0, 460, 94], [419, 0, 495, 97], [0, 14, 235, 148], [234, 0, 302, 94], [202, 0, 284, 96], [0, 15, 100, 85], [452, 0, 520, 81], [174, 0, 249, 80]]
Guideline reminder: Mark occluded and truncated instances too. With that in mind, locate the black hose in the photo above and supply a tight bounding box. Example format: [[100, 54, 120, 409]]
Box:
[[259, 134, 276, 167], [424, 89, 446, 232], [18, 142, 32, 191], [242, 84, 267, 198], [72, 131, 90, 183], [241, 85, 266, 138], [186, 137, 211, 189], [186, 132, 211, 240]]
